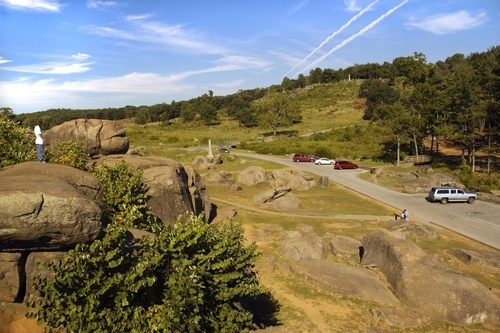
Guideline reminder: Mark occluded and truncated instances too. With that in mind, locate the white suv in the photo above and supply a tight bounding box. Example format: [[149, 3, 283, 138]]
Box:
[[426, 186, 477, 204]]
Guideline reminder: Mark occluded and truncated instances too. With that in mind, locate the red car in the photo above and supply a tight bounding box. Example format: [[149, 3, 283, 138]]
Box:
[[334, 160, 358, 169], [293, 154, 315, 162]]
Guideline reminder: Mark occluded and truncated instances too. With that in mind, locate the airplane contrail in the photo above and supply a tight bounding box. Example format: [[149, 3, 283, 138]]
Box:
[[293, 0, 409, 77], [283, 0, 379, 78]]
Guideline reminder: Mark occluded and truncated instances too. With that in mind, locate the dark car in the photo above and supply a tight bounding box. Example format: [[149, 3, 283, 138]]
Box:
[[292, 154, 315, 162], [219, 148, 230, 153], [334, 160, 358, 169]]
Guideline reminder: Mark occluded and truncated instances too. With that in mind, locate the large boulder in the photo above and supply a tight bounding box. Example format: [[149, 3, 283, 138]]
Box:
[[93, 155, 214, 224], [282, 233, 326, 260], [270, 170, 316, 191], [237, 166, 269, 186], [0, 163, 105, 251], [44, 119, 129, 157], [253, 187, 301, 211], [289, 260, 401, 306], [361, 230, 500, 325], [0, 161, 100, 198]]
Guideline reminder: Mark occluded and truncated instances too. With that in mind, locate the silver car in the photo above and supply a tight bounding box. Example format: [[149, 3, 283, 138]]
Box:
[[426, 186, 477, 204]]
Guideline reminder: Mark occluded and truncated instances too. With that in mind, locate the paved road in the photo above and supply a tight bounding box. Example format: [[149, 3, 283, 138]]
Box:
[[232, 151, 500, 250]]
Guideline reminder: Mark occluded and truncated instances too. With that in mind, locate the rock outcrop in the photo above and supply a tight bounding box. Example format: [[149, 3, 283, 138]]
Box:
[[92, 155, 214, 224], [270, 170, 316, 191], [237, 166, 269, 186], [44, 119, 129, 157], [361, 230, 500, 325], [253, 187, 301, 211], [0, 162, 104, 251], [288, 260, 401, 306]]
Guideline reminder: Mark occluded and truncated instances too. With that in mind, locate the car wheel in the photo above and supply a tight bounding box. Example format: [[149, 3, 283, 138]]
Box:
[[440, 197, 448, 204], [354, 166, 358, 169], [467, 197, 475, 204], [294, 159, 299, 162], [339, 166, 342, 170]]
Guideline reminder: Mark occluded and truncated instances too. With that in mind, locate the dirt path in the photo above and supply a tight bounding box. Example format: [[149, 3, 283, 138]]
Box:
[[262, 278, 331, 333], [211, 197, 395, 221]]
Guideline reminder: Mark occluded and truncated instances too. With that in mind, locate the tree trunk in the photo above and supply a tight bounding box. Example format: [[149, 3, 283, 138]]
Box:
[[412, 133, 419, 160], [487, 121, 491, 174], [396, 134, 401, 166]]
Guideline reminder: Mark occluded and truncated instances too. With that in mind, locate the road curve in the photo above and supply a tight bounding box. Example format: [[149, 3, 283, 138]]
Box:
[[232, 151, 500, 250]]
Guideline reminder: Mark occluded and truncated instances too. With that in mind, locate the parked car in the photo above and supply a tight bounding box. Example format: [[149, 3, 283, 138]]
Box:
[[334, 160, 358, 169], [293, 154, 315, 162], [426, 186, 477, 204], [219, 148, 230, 153], [315, 157, 334, 165]]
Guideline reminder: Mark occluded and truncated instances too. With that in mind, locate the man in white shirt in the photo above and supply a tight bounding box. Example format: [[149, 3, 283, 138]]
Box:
[[34, 119, 45, 162]]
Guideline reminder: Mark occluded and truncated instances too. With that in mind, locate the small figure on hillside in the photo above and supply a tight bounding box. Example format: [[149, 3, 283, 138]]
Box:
[[401, 209, 409, 221], [34, 119, 45, 163]]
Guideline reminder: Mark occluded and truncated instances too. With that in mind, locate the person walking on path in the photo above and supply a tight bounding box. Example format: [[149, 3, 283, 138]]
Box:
[[401, 209, 409, 221], [34, 119, 45, 163]]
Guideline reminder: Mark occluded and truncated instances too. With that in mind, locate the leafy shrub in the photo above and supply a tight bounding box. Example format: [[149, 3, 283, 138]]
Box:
[[0, 115, 36, 168], [46, 140, 89, 170], [27, 216, 265, 333], [458, 159, 479, 189], [313, 146, 333, 159], [91, 160, 158, 231], [27, 160, 267, 332]]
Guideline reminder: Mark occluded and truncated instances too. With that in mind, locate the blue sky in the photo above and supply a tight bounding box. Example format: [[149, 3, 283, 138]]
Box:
[[1, 0, 499, 114]]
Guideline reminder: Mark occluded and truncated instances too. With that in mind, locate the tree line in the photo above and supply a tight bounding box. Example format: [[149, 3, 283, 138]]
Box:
[[358, 47, 500, 172], [4, 45, 499, 171]]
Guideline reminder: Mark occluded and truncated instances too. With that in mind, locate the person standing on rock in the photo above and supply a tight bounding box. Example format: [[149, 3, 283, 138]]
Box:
[[34, 119, 45, 163]]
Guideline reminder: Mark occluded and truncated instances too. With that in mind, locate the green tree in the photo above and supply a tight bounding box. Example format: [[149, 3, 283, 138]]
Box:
[[373, 102, 411, 165], [0, 114, 37, 168], [445, 62, 483, 170], [257, 92, 302, 136], [180, 102, 196, 122], [359, 79, 400, 120], [198, 93, 219, 126]]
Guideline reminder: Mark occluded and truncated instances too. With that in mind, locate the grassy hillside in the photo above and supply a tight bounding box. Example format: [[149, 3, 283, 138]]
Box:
[[123, 80, 395, 161]]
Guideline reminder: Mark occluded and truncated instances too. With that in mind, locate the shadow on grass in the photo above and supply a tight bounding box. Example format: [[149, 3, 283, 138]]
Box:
[[242, 291, 282, 329]]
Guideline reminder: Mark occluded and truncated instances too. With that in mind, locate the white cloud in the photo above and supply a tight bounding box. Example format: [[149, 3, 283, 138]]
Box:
[[217, 55, 273, 71], [0, 56, 12, 65], [0, 0, 61, 11], [344, 0, 360, 12], [125, 14, 152, 21], [82, 20, 227, 55], [71, 53, 91, 61], [1, 60, 93, 74], [288, 0, 311, 15], [210, 79, 245, 89], [406, 10, 487, 35], [0, 73, 196, 111], [86, 0, 117, 9]]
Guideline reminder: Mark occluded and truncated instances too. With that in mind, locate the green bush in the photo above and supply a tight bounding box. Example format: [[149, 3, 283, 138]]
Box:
[[0, 115, 36, 168], [26, 160, 267, 332], [46, 140, 89, 170], [91, 160, 158, 231]]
